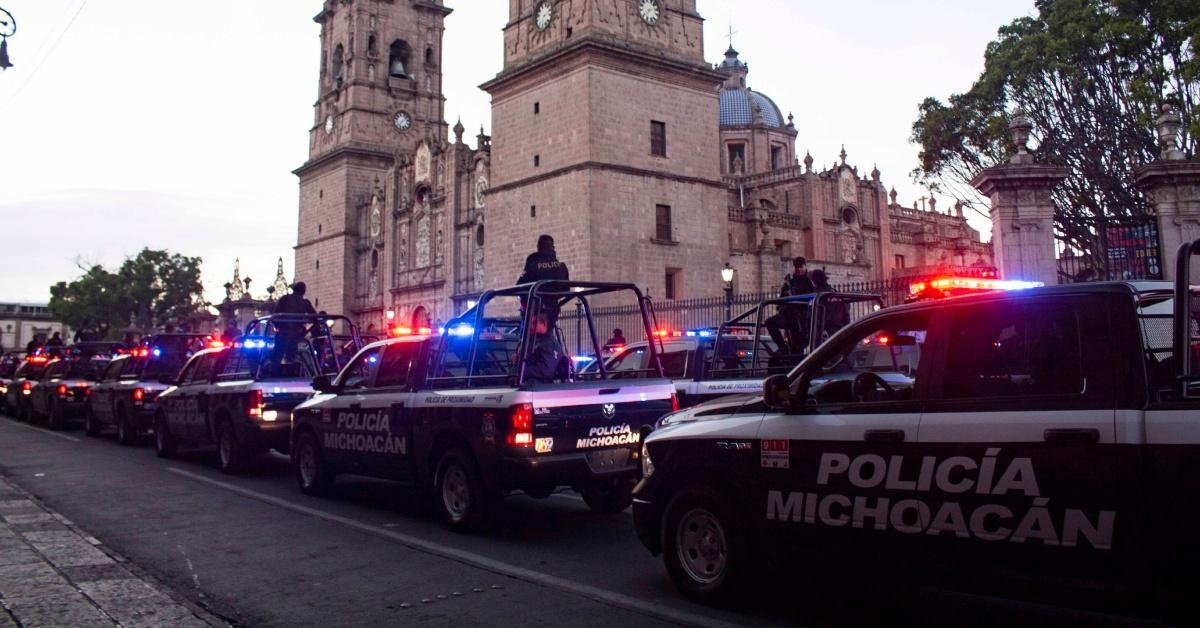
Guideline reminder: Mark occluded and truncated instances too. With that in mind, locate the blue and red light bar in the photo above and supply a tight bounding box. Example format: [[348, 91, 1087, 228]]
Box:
[[908, 276, 1044, 296]]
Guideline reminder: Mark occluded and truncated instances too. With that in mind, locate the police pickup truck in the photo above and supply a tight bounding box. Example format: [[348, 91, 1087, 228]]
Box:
[[27, 344, 118, 430], [292, 282, 677, 530], [0, 354, 21, 414], [87, 334, 217, 444], [154, 315, 361, 473], [589, 292, 883, 408], [633, 240, 1200, 605]]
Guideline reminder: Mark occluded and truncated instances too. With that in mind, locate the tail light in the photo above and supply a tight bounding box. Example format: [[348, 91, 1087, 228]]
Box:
[[506, 403, 533, 447], [671, 393, 679, 413], [22, 381, 32, 395], [248, 389, 264, 418], [132, 387, 145, 405], [57, 384, 68, 398]]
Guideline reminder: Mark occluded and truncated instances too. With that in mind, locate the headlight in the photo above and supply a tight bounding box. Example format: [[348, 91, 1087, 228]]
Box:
[[641, 442, 654, 477]]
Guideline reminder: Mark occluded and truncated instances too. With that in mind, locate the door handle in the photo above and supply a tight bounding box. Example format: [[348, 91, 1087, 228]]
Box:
[[1043, 428, 1099, 444], [599, 388, 620, 395], [864, 429, 905, 443]]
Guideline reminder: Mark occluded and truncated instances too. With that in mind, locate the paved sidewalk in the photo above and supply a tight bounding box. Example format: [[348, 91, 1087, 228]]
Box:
[[0, 476, 217, 627]]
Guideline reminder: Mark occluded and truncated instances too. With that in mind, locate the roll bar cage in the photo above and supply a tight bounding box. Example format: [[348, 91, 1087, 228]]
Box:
[[243, 313, 363, 375], [708, 292, 884, 378], [1174, 239, 1200, 399], [440, 281, 666, 387]]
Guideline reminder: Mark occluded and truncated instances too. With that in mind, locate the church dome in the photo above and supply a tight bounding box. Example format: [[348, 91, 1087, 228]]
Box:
[[719, 88, 784, 128], [716, 47, 785, 129]]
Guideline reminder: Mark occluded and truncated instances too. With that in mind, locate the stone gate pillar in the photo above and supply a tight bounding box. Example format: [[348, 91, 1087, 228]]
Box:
[[970, 112, 1068, 286], [1134, 105, 1200, 281]]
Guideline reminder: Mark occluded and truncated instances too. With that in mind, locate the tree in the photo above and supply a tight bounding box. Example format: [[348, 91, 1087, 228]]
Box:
[[48, 249, 206, 339], [911, 0, 1199, 229]]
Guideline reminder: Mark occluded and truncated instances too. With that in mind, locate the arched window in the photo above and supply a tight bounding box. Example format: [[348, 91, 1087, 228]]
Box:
[[368, 35, 378, 56], [332, 44, 345, 86], [412, 306, 430, 328], [476, 225, 485, 247], [389, 40, 410, 78], [425, 46, 434, 65]]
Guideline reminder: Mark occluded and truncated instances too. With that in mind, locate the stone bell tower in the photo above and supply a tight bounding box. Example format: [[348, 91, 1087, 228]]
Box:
[[482, 0, 728, 299], [294, 0, 451, 316]]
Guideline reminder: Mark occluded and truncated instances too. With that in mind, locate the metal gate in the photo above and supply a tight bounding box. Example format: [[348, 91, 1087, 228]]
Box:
[[1055, 214, 1163, 284]]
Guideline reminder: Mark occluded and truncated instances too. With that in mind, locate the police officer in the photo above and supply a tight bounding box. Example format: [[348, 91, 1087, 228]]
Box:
[[525, 311, 567, 384], [518, 235, 570, 328], [46, 332, 64, 348], [273, 282, 317, 363], [765, 257, 815, 355]]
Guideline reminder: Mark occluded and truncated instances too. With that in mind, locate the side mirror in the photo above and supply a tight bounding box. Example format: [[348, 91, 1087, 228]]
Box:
[[763, 374, 791, 411], [158, 376, 177, 386], [312, 375, 335, 394]]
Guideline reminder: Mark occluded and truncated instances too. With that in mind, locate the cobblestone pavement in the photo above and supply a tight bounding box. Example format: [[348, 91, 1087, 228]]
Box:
[[0, 476, 218, 628]]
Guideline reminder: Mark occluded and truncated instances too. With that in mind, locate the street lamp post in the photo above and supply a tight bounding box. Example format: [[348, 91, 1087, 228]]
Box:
[[721, 263, 735, 321], [0, 6, 15, 71]]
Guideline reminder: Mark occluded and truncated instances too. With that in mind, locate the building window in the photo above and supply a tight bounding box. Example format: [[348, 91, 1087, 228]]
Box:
[[425, 47, 434, 65], [771, 146, 784, 170], [650, 121, 667, 157], [665, 269, 680, 300], [316, 259, 320, 270], [332, 44, 345, 85], [531, 205, 537, 218], [655, 205, 672, 241], [368, 35, 378, 56], [389, 40, 410, 78], [894, 254, 906, 269], [534, 155, 540, 167], [728, 143, 746, 173], [534, 102, 540, 114]]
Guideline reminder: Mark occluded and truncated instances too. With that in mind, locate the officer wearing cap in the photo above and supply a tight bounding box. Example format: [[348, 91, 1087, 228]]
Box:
[[765, 257, 815, 354], [273, 282, 316, 363]]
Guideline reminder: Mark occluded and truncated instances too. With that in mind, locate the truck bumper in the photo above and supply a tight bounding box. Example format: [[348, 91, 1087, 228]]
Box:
[[237, 417, 292, 455], [494, 447, 639, 491]]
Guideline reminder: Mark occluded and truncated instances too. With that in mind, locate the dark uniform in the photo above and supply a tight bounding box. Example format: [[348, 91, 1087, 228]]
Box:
[[517, 239, 570, 328], [525, 331, 567, 384], [765, 271, 815, 354], [273, 288, 317, 363]]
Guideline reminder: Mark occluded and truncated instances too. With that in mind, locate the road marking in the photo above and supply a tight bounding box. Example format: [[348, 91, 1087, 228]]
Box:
[[4, 419, 81, 442], [165, 467, 740, 628]]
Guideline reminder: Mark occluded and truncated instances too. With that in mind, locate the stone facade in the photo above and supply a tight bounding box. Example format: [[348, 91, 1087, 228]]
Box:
[[297, 0, 992, 330], [0, 303, 69, 354]]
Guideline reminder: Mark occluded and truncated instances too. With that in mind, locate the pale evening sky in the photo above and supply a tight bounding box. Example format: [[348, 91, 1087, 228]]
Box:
[[0, 0, 1034, 305]]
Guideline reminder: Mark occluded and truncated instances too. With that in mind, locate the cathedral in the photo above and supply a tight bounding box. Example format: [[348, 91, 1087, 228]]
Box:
[[294, 0, 992, 334]]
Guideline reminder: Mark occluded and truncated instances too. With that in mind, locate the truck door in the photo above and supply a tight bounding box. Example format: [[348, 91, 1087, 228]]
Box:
[[317, 345, 381, 472], [756, 309, 934, 558], [369, 341, 419, 481], [918, 296, 1125, 578]]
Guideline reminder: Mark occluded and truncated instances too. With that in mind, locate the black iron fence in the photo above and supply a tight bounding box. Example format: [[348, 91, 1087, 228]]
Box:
[[1056, 214, 1163, 284]]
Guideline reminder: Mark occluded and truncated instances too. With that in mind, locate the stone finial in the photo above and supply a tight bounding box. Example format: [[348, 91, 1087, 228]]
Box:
[[955, 199, 964, 217], [913, 201, 919, 211], [871, 164, 880, 181], [1155, 104, 1185, 161], [787, 112, 795, 129], [1008, 109, 1035, 164], [839, 145, 848, 165], [453, 118, 465, 144], [928, 196, 937, 213], [803, 150, 814, 173], [889, 187, 898, 204]]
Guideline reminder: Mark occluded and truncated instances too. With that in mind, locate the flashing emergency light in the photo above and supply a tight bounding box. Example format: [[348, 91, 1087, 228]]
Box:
[[653, 329, 685, 338], [27, 355, 48, 364], [571, 355, 596, 364], [446, 325, 475, 337], [152, 348, 163, 358], [908, 277, 1045, 296], [242, 339, 268, 350], [390, 326, 433, 337], [207, 340, 226, 349]]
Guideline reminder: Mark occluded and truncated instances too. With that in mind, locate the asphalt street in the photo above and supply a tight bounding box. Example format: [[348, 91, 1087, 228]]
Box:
[[0, 416, 1170, 627]]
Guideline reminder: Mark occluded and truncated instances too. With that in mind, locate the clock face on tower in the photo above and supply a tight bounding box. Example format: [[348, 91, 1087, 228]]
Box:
[[393, 111, 412, 131], [535, 2, 553, 30], [324, 115, 334, 134], [638, 0, 661, 25]]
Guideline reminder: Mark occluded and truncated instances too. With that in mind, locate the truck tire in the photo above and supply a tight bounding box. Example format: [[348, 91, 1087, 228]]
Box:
[[154, 414, 177, 458], [661, 484, 757, 605], [116, 407, 136, 446], [294, 431, 334, 496], [47, 400, 65, 431], [435, 448, 495, 532], [215, 419, 248, 475], [84, 405, 101, 437], [582, 478, 635, 514]]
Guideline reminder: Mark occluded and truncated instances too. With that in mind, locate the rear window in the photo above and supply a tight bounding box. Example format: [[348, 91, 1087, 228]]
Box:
[[1138, 291, 1200, 391], [429, 334, 520, 387]]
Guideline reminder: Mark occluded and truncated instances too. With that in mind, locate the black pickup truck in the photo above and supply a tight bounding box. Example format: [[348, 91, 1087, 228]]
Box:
[[292, 281, 678, 530]]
